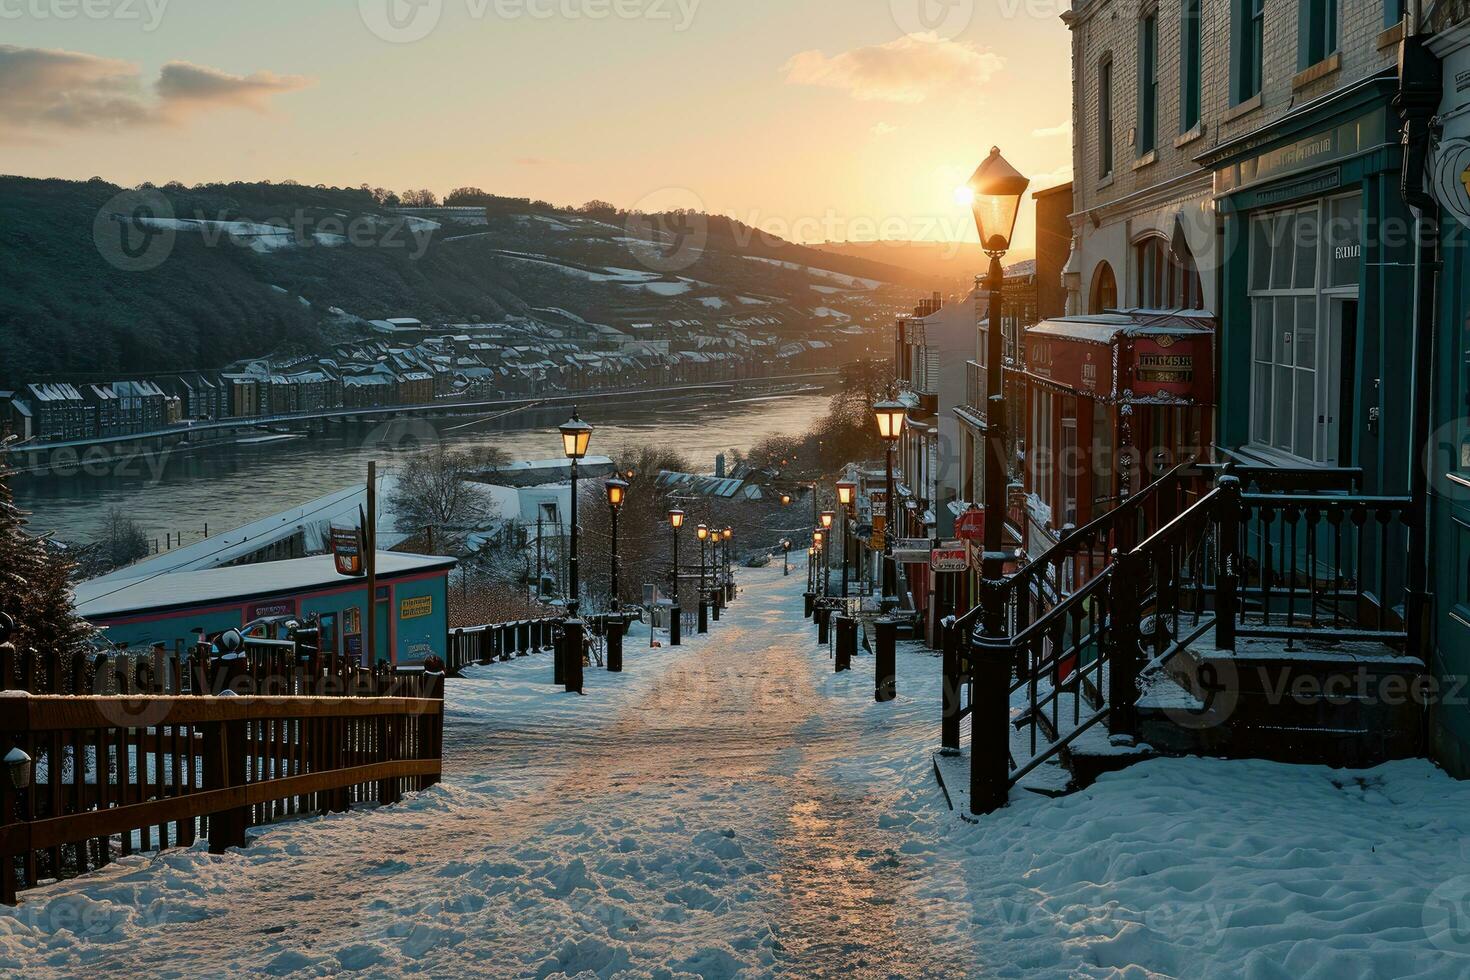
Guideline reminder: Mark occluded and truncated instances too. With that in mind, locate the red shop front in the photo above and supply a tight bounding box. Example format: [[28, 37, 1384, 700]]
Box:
[[1018, 311, 1215, 554]]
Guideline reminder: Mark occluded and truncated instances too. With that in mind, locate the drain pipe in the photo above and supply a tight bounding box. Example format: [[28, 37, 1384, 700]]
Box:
[[1393, 33, 1442, 675]]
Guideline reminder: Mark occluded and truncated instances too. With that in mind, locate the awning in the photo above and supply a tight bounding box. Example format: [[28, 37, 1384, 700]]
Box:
[[1023, 310, 1215, 407]]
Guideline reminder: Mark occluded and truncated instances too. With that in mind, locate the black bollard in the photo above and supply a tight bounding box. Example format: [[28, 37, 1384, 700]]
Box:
[[564, 618, 585, 694], [553, 624, 566, 686], [711, 591, 721, 622], [803, 592, 815, 618], [875, 618, 897, 702], [606, 614, 623, 673], [698, 597, 709, 633], [817, 606, 830, 645], [670, 602, 682, 647], [835, 616, 855, 672]]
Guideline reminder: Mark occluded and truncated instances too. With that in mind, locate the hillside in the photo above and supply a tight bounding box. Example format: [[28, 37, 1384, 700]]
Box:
[[811, 240, 1031, 290], [0, 177, 928, 389]]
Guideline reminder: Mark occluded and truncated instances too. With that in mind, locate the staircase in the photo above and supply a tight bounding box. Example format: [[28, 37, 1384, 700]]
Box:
[[939, 462, 1424, 813]]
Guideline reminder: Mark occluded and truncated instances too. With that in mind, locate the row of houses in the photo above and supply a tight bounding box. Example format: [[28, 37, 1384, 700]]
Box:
[[881, 3, 1470, 786], [3, 316, 851, 444]]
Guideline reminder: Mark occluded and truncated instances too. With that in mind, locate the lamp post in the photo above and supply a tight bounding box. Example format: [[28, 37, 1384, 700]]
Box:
[[668, 509, 685, 646], [874, 399, 907, 609], [781, 538, 792, 576], [604, 477, 628, 672], [722, 527, 734, 601], [966, 145, 1029, 815], [559, 410, 593, 693], [820, 510, 835, 597], [696, 523, 710, 633], [836, 481, 856, 598], [813, 528, 826, 596]]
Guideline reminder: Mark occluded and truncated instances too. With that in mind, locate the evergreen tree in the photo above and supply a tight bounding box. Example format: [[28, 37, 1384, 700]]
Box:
[[0, 466, 93, 672]]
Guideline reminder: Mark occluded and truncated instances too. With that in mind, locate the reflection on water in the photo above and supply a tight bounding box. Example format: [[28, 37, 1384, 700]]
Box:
[[12, 392, 834, 546]]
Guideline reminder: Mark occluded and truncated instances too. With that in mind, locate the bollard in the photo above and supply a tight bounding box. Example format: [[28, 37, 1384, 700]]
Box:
[[803, 592, 815, 618], [553, 623, 566, 686], [941, 621, 962, 752], [875, 618, 897, 702], [711, 591, 721, 622], [564, 618, 585, 694], [725, 582, 735, 603], [835, 616, 855, 672], [607, 614, 624, 673], [670, 602, 682, 647], [817, 606, 830, 645], [698, 597, 708, 634]]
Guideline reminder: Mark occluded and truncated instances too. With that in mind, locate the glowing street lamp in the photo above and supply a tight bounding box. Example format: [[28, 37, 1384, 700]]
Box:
[[874, 400, 906, 607], [604, 476, 629, 672], [696, 523, 710, 633]]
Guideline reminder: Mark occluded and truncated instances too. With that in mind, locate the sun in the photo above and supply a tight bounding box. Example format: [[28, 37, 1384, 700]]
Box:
[[952, 185, 975, 207]]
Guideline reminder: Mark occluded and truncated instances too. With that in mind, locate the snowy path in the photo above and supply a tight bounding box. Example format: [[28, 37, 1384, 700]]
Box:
[[8, 560, 1470, 977]]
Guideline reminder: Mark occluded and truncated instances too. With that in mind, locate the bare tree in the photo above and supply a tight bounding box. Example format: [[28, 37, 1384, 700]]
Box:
[[390, 448, 498, 554]]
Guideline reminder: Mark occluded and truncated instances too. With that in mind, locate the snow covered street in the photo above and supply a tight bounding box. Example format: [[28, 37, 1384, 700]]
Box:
[[7, 560, 1470, 978]]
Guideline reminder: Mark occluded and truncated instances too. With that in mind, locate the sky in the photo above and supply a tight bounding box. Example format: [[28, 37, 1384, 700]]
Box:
[[0, 0, 1073, 249]]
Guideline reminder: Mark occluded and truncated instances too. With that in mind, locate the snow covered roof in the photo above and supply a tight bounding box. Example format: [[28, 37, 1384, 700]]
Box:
[[1028, 311, 1215, 346], [75, 553, 456, 621]]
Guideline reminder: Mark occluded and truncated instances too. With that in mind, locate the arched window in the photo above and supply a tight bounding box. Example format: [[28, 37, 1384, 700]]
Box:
[[1134, 234, 1204, 310], [1090, 262, 1118, 314]]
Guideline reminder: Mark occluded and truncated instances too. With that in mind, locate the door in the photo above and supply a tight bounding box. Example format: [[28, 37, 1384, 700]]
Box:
[[1319, 298, 1356, 465]]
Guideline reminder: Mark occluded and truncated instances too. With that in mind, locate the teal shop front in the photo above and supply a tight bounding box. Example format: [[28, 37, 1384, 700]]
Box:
[[1203, 70, 1414, 622], [74, 552, 456, 667]]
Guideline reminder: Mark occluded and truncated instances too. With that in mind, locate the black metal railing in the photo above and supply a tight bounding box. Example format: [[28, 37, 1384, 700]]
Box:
[[446, 619, 560, 676]]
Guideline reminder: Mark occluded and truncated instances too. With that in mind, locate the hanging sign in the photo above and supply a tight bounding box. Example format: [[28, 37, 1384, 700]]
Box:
[[955, 509, 986, 541], [331, 524, 365, 576], [931, 546, 968, 573], [893, 538, 932, 563]]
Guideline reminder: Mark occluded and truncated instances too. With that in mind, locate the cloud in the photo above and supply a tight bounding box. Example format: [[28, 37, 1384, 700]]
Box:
[[0, 45, 311, 137], [783, 35, 1003, 104], [1033, 119, 1071, 138], [156, 62, 312, 112], [871, 122, 899, 138]]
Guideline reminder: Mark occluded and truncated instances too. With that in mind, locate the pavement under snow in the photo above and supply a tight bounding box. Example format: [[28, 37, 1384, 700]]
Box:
[[6, 559, 1470, 978]]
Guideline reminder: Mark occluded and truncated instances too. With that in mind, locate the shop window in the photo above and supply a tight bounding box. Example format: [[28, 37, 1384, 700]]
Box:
[[1180, 0, 1202, 132], [1099, 56, 1115, 178], [1032, 393, 1056, 523], [1138, 12, 1158, 155], [1300, 0, 1338, 70], [1233, 0, 1264, 104], [1090, 262, 1118, 314], [1061, 399, 1079, 528], [1247, 196, 1361, 465], [1134, 236, 1204, 310]]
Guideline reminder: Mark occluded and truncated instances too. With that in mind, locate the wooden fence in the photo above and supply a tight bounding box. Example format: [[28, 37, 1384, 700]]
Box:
[[0, 682, 443, 905]]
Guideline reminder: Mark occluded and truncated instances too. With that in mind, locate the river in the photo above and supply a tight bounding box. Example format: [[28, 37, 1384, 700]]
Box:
[[10, 390, 834, 548]]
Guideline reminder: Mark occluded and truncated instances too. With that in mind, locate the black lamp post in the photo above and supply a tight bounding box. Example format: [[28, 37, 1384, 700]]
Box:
[[722, 527, 734, 602], [836, 481, 856, 598], [813, 528, 826, 596], [874, 400, 907, 609], [820, 510, 835, 597], [967, 145, 1029, 815], [696, 523, 710, 633], [781, 538, 792, 577], [668, 509, 685, 646], [559, 410, 593, 694], [605, 477, 628, 672]]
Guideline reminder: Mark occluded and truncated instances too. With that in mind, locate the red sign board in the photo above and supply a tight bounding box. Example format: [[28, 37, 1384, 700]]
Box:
[[331, 525, 365, 576], [1026, 335, 1108, 396], [954, 509, 986, 541], [1126, 334, 1214, 405]]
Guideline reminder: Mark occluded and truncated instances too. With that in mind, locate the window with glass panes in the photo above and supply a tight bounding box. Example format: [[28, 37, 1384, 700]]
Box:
[[1138, 12, 1158, 154], [1248, 195, 1361, 464], [1180, 0, 1201, 132], [1135, 237, 1204, 310], [1234, 0, 1264, 104], [1300, 0, 1338, 69], [1099, 57, 1114, 177]]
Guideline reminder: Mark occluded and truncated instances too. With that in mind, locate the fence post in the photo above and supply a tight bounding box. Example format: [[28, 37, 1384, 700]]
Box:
[[0, 687, 25, 905], [1216, 472, 1242, 653], [1108, 549, 1143, 739], [607, 614, 624, 673], [421, 670, 445, 789], [816, 605, 830, 646], [941, 619, 961, 752], [204, 715, 248, 853], [553, 621, 567, 687], [563, 619, 585, 695], [835, 616, 855, 672]]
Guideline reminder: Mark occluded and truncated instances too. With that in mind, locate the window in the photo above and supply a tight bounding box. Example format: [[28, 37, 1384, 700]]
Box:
[[1180, 0, 1202, 132], [1385, 0, 1406, 26], [1300, 0, 1338, 69], [1234, 0, 1265, 104], [1134, 236, 1204, 310], [1138, 12, 1158, 154], [1090, 262, 1118, 314], [1247, 196, 1361, 464], [1099, 57, 1115, 178]]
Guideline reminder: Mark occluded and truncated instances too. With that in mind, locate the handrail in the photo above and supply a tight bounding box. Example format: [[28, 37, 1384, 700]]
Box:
[[1133, 487, 1221, 554]]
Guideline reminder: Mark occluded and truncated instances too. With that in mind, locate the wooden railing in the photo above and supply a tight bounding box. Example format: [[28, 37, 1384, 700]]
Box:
[[0, 686, 443, 905], [446, 618, 560, 676]]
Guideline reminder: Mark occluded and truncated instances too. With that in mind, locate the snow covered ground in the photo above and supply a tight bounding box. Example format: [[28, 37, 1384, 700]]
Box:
[[5, 560, 1470, 977]]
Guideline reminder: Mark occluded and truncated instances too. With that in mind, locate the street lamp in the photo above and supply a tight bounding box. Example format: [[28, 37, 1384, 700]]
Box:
[[604, 476, 628, 672], [696, 523, 710, 633], [780, 493, 793, 507], [836, 480, 857, 598], [668, 509, 685, 646], [967, 145, 1029, 816], [819, 511, 835, 595], [558, 409, 593, 693], [874, 399, 907, 608], [722, 527, 734, 602], [781, 538, 792, 577]]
